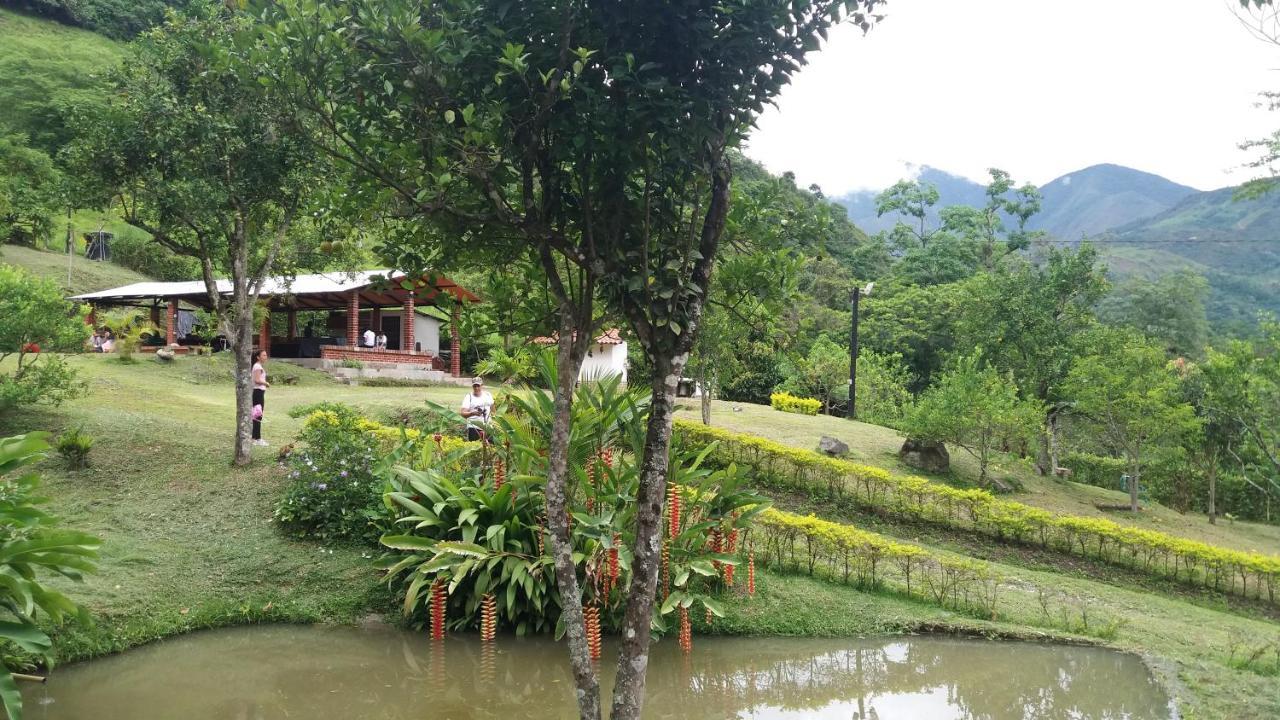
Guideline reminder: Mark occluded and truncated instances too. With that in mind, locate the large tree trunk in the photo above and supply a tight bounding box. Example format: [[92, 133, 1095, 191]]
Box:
[[544, 311, 599, 720], [1207, 460, 1218, 525], [1129, 463, 1141, 512], [610, 354, 683, 720], [229, 233, 255, 467]]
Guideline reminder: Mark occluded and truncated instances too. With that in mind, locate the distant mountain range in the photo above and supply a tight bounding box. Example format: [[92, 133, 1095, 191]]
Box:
[[834, 164, 1280, 325], [834, 164, 1199, 240]]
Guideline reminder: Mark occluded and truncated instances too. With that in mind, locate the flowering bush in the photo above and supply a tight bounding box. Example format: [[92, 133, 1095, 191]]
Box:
[[274, 410, 390, 543]]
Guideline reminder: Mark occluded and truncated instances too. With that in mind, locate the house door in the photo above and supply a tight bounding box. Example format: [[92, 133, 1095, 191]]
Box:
[[381, 316, 402, 350]]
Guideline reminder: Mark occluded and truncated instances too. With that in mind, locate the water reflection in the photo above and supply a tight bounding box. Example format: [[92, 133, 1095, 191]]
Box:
[[25, 626, 1174, 719]]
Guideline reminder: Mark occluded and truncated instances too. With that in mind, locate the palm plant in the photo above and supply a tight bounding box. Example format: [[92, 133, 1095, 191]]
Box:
[[0, 433, 100, 720]]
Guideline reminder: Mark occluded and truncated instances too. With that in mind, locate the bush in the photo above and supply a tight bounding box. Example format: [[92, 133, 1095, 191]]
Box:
[[56, 426, 94, 469], [769, 391, 820, 416], [108, 230, 200, 281], [1061, 451, 1127, 490], [0, 266, 88, 415], [379, 404, 467, 435]]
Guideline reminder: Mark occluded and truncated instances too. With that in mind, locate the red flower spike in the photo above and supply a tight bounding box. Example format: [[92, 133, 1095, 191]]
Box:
[[678, 605, 692, 654], [747, 551, 756, 596], [585, 604, 602, 661], [429, 579, 448, 641]]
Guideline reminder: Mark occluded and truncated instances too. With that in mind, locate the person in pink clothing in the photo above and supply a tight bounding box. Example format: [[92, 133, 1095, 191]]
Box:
[[251, 349, 271, 446]]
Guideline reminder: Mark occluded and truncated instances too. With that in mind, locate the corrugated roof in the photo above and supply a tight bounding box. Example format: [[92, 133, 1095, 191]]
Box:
[[70, 269, 479, 304]]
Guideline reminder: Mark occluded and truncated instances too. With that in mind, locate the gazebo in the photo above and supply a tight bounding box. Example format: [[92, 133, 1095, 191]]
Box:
[[70, 269, 479, 377]]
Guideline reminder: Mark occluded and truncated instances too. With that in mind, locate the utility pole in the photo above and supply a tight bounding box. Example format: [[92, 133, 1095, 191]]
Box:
[[848, 282, 873, 420]]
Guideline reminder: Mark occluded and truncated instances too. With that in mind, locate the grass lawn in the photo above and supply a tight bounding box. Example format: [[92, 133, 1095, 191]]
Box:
[[2, 355, 1278, 718], [678, 397, 1280, 556]]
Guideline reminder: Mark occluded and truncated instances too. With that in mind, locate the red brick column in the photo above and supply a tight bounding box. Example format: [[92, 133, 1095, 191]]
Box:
[[347, 291, 360, 347], [259, 308, 272, 353], [286, 309, 298, 339], [166, 300, 178, 345], [450, 303, 461, 377], [401, 292, 415, 352], [85, 306, 96, 327], [370, 307, 382, 334]]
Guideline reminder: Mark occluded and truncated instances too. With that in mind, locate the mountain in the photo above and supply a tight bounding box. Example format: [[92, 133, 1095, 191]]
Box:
[[834, 163, 1196, 240], [1033, 164, 1198, 240], [1098, 186, 1280, 326]]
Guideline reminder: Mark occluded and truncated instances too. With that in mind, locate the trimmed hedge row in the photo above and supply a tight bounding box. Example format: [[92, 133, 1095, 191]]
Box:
[[769, 392, 821, 415], [754, 508, 1001, 617], [676, 420, 1280, 605]]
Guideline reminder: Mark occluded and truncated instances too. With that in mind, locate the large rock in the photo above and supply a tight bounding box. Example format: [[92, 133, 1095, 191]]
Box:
[[899, 439, 950, 473], [818, 436, 850, 457]]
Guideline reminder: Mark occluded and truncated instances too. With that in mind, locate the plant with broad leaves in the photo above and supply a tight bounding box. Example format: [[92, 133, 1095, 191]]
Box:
[[0, 433, 100, 720]]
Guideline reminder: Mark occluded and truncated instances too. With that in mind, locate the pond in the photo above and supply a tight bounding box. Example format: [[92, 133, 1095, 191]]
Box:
[[24, 625, 1175, 719]]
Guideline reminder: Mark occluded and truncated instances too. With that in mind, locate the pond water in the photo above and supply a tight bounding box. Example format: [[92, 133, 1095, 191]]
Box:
[[24, 625, 1175, 719]]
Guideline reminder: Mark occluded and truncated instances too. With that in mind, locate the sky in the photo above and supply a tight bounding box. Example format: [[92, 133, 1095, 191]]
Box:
[[745, 0, 1280, 195]]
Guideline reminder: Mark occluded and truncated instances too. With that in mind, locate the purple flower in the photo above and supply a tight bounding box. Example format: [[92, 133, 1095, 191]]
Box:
[[340, 470, 349, 478]]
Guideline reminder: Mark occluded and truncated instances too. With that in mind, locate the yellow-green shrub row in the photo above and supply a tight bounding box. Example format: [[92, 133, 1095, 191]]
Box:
[[676, 420, 1280, 604], [754, 508, 1000, 617], [769, 392, 821, 416]]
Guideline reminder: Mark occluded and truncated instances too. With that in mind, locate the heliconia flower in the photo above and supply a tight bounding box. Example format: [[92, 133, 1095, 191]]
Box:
[[585, 603, 602, 661], [678, 605, 692, 654], [666, 485, 682, 539], [661, 539, 671, 600], [747, 550, 756, 596], [480, 593, 497, 643], [493, 458, 506, 493], [430, 579, 448, 641]]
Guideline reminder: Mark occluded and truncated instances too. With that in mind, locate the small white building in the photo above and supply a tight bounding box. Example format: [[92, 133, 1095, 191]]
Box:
[[534, 328, 628, 385]]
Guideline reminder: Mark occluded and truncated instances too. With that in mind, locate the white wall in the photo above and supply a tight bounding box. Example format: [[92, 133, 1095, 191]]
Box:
[[580, 341, 627, 385], [413, 315, 442, 355]]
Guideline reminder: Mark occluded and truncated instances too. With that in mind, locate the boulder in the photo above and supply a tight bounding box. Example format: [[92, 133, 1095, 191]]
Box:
[[154, 347, 176, 362], [899, 439, 950, 473], [818, 435, 850, 457]]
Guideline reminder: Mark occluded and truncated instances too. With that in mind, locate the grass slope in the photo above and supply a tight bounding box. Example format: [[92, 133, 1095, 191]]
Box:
[[682, 398, 1280, 555], [0, 8, 124, 150], [2, 243, 152, 293], [2, 357, 1278, 718]]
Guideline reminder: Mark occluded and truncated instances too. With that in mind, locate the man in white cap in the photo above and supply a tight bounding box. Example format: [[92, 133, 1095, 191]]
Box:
[[460, 377, 494, 441]]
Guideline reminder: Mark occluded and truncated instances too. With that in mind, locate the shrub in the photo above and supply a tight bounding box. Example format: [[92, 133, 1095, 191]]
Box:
[[56, 426, 94, 469], [1061, 451, 1127, 490], [769, 391, 821, 416], [286, 401, 362, 420], [338, 358, 364, 369], [108, 230, 200, 281], [0, 266, 88, 415]]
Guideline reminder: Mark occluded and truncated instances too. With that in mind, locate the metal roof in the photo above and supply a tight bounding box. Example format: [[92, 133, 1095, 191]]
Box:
[[70, 269, 479, 308]]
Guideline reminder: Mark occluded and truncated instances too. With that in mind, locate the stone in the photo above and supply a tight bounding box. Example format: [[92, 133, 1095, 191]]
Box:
[[154, 347, 175, 362], [899, 438, 950, 473], [818, 435, 850, 457]]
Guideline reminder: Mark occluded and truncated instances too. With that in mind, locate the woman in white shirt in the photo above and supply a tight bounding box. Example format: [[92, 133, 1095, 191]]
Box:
[[251, 349, 271, 446]]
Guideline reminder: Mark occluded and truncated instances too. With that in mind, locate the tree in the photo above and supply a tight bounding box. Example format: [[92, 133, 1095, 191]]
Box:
[[903, 353, 1042, 486], [956, 245, 1107, 474], [779, 334, 848, 414], [261, 2, 884, 718], [1097, 270, 1210, 359], [1064, 329, 1200, 512], [861, 279, 964, 390], [876, 179, 939, 247], [0, 266, 87, 415], [854, 349, 912, 428], [66, 8, 321, 465], [0, 134, 61, 247]]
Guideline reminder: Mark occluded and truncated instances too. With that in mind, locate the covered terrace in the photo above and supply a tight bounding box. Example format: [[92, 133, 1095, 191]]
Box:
[[70, 270, 479, 376]]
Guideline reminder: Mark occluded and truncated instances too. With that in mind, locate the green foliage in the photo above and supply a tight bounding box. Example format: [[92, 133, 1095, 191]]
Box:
[[853, 350, 912, 428], [377, 373, 766, 636], [0, 432, 99, 720], [1098, 270, 1210, 359], [54, 426, 93, 469], [2, 0, 197, 39], [474, 346, 538, 385], [860, 280, 964, 390], [1060, 451, 1128, 490], [1064, 327, 1201, 511], [777, 335, 847, 414], [769, 392, 821, 416], [718, 331, 785, 405], [0, 266, 86, 414], [903, 354, 1042, 485], [676, 419, 1280, 606], [107, 229, 199, 281], [0, 134, 60, 246]]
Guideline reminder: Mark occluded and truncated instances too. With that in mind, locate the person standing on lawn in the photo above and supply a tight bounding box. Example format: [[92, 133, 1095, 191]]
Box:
[[252, 349, 271, 446]]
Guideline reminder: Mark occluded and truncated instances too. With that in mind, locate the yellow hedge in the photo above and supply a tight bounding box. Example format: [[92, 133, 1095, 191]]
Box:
[[675, 419, 1280, 604], [769, 392, 821, 415]]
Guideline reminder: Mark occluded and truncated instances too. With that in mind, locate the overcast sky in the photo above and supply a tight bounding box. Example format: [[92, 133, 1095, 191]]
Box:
[[745, 0, 1280, 195]]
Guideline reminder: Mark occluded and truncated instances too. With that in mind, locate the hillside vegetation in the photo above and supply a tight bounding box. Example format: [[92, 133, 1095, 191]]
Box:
[[2, 243, 152, 293]]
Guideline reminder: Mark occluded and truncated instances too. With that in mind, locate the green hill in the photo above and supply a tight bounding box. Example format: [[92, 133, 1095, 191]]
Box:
[[1034, 163, 1198, 240], [2, 243, 152, 292], [0, 7, 125, 152]]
